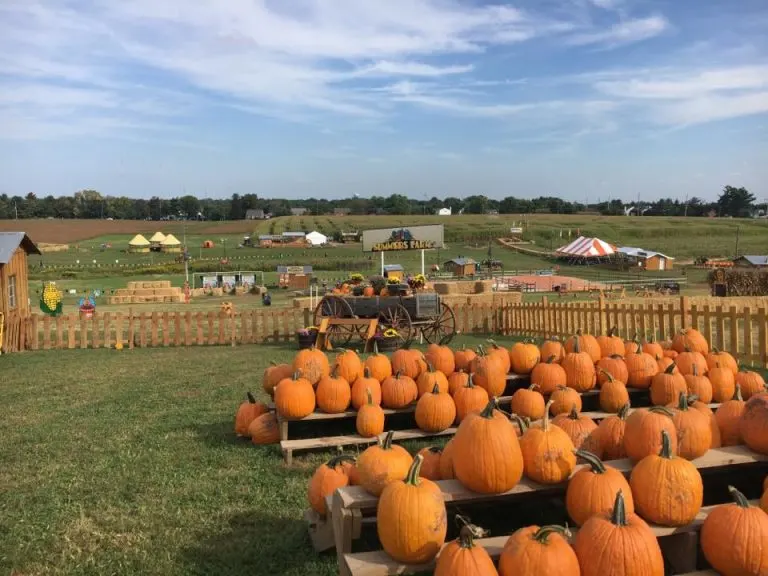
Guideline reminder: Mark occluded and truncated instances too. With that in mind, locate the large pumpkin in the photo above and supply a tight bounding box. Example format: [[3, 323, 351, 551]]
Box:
[[520, 401, 576, 484], [235, 392, 268, 436], [356, 388, 385, 438], [740, 392, 768, 454], [452, 399, 524, 493], [624, 351, 658, 389], [498, 525, 580, 576], [470, 348, 507, 397], [596, 403, 630, 460], [425, 343, 455, 377], [672, 328, 709, 354], [649, 362, 687, 406], [709, 361, 736, 403], [549, 385, 582, 416], [364, 344, 393, 382], [562, 336, 597, 392], [453, 347, 477, 373], [292, 345, 330, 385], [629, 430, 703, 526], [624, 339, 641, 357], [539, 337, 565, 364], [316, 365, 351, 414], [308, 454, 354, 515], [417, 364, 450, 398], [333, 349, 362, 383], [688, 397, 722, 449], [448, 369, 469, 395], [597, 327, 625, 359], [485, 340, 511, 373], [509, 341, 540, 375], [706, 347, 738, 376], [377, 455, 447, 563], [435, 520, 497, 576], [262, 362, 293, 397], [357, 430, 413, 496], [684, 364, 712, 403], [274, 372, 316, 419], [510, 384, 546, 421], [439, 438, 456, 480], [598, 369, 630, 413], [716, 384, 746, 446], [700, 486, 768, 576], [566, 450, 633, 526], [736, 369, 768, 400], [381, 371, 418, 409], [391, 347, 426, 380], [676, 349, 708, 377], [416, 447, 443, 481], [623, 406, 678, 462], [596, 355, 628, 387], [248, 412, 280, 445], [553, 407, 598, 450], [530, 356, 567, 394], [565, 330, 601, 363], [671, 392, 711, 460], [351, 368, 382, 409], [453, 373, 490, 423], [641, 336, 664, 360], [573, 491, 664, 576], [415, 383, 456, 432]]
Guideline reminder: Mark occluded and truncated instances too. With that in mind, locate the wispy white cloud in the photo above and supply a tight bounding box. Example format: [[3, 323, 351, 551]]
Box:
[[566, 15, 668, 47]]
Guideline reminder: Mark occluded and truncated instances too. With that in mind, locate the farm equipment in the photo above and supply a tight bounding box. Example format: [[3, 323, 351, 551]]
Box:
[[313, 290, 456, 348]]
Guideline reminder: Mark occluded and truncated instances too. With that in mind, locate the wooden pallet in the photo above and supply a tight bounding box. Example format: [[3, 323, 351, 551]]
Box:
[[330, 445, 766, 576]]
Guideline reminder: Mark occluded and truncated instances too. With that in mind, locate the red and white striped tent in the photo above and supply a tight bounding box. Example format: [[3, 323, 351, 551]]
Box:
[[556, 236, 616, 260]]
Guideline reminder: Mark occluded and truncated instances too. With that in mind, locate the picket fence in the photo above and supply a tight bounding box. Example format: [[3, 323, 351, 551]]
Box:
[[2, 296, 767, 367]]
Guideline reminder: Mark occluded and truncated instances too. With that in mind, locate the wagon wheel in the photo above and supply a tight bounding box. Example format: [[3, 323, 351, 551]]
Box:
[[378, 304, 413, 345], [313, 296, 357, 347], [421, 303, 456, 345]]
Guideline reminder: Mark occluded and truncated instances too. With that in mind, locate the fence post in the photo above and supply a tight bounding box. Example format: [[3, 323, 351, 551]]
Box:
[[598, 294, 607, 336], [680, 296, 689, 329]]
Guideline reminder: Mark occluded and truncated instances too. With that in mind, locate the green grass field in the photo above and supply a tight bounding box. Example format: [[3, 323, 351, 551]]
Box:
[[0, 336, 512, 576]]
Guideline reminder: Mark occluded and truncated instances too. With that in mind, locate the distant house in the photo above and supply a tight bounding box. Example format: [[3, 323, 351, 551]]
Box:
[[0, 232, 40, 319], [245, 209, 266, 220], [444, 257, 477, 277], [383, 264, 404, 282], [333, 207, 351, 216], [733, 255, 768, 268], [618, 247, 675, 271], [437, 207, 452, 216], [290, 207, 308, 217]]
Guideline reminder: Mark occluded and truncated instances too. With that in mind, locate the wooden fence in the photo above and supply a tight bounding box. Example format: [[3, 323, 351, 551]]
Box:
[[2, 297, 767, 367]]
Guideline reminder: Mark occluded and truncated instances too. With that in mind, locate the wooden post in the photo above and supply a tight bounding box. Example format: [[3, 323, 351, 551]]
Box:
[[196, 312, 204, 345], [679, 296, 689, 328], [208, 312, 215, 345], [174, 313, 182, 346], [757, 307, 767, 368], [729, 305, 739, 358], [103, 313, 111, 349], [79, 313, 88, 349], [31, 315, 39, 350], [42, 315, 51, 350], [127, 308, 135, 349], [743, 307, 753, 364], [185, 311, 193, 346], [715, 305, 725, 351], [218, 312, 226, 344], [92, 313, 101, 349], [162, 312, 170, 347], [139, 312, 147, 348], [115, 313, 123, 349], [151, 312, 159, 347], [55, 315, 64, 349], [703, 305, 712, 346]]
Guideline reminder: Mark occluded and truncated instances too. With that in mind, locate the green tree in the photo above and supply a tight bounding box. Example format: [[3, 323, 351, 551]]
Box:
[[718, 185, 755, 217]]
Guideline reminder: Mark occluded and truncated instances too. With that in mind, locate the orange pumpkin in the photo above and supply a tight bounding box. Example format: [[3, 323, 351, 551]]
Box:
[[598, 370, 630, 413], [656, 355, 676, 374], [447, 369, 469, 395], [700, 486, 768, 576], [308, 455, 354, 515], [672, 328, 709, 354], [391, 347, 426, 380], [425, 343, 455, 377], [248, 412, 280, 445], [274, 372, 316, 419], [356, 388, 385, 437], [625, 351, 658, 389], [316, 365, 351, 414], [486, 340, 512, 373], [453, 373, 490, 423], [292, 345, 330, 386], [715, 384, 745, 446], [623, 406, 678, 462], [351, 368, 382, 409], [736, 369, 767, 400], [357, 430, 413, 496], [566, 450, 633, 526], [453, 347, 477, 373], [377, 454, 447, 563], [663, 349, 678, 360], [499, 524, 579, 576], [437, 520, 498, 576], [676, 349, 708, 377], [453, 399, 524, 493], [333, 349, 362, 383], [262, 362, 293, 397], [439, 438, 456, 479], [470, 347, 507, 397], [670, 392, 712, 460], [415, 383, 456, 432], [539, 337, 565, 363], [381, 371, 418, 409], [740, 392, 768, 455], [596, 355, 628, 387], [364, 343, 393, 382], [530, 355, 567, 395], [650, 362, 687, 406], [597, 327, 625, 359], [520, 400, 576, 484], [553, 407, 598, 450], [416, 447, 443, 481], [709, 361, 736, 403], [684, 364, 712, 403], [689, 397, 722, 449], [595, 403, 630, 460], [234, 392, 268, 436], [624, 339, 641, 357], [549, 385, 582, 416], [508, 340, 540, 375], [511, 384, 546, 421], [641, 336, 664, 360], [565, 330, 601, 363], [706, 347, 738, 376], [362, 285, 375, 297], [417, 363, 450, 398], [562, 336, 596, 392]]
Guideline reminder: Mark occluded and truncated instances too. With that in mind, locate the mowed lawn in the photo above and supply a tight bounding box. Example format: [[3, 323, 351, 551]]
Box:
[[0, 336, 514, 576]]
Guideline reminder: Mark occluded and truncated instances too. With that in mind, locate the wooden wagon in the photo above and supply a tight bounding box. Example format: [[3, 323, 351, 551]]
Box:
[[313, 290, 456, 348]]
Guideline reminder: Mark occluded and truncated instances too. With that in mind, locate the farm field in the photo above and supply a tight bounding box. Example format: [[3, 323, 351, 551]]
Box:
[[0, 336, 508, 576]]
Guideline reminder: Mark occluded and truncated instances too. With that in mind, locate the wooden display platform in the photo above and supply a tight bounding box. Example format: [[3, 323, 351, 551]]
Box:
[[330, 445, 766, 576]]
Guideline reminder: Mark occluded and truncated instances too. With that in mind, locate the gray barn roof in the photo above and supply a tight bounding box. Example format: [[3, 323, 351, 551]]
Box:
[[445, 257, 477, 265], [0, 232, 40, 264], [737, 255, 768, 266]]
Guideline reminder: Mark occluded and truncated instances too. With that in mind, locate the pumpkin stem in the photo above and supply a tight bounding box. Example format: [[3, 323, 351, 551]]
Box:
[[365, 387, 374, 406], [545, 355, 556, 364], [608, 326, 617, 337], [598, 368, 614, 383], [532, 524, 572, 543], [510, 413, 528, 435], [568, 406, 579, 420], [572, 335, 581, 354], [292, 370, 301, 380], [617, 402, 631, 419], [648, 406, 675, 418], [692, 363, 698, 377], [479, 398, 499, 419], [731, 384, 743, 401], [381, 430, 395, 450], [466, 373, 475, 388], [543, 399, 554, 431], [363, 366, 371, 378], [327, 454, 356, 469], [431, 382, 441, 395], [727, 485, 751, 508], [575, 449, 606, 474], [454, 517, 488, 548], [331, 363, 340, 378], [404, 454, 424, 486], [246, 391, 256, 404], [427, 362, 436, 373], [529, 383, 540, 392], [664, 361, 677, 375], [426, 446, 443, 455], [677, 392, 690, 411], [659, 429, 674, 459], [610, 490, 629, 527], [609, 354, 624, 360]]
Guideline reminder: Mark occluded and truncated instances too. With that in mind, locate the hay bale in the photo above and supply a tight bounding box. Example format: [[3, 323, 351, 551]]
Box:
[[433, 282, 458, 295], [127, 282, 139, 290], [474, 280, 493, 294], [211, 288, 223, 297]]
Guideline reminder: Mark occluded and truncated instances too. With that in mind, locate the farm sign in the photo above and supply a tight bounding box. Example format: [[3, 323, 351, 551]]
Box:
[[362, 225, 444, 252]]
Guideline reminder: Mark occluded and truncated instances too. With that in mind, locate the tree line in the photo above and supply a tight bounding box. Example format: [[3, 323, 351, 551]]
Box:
[[0, 186, 761, 220]]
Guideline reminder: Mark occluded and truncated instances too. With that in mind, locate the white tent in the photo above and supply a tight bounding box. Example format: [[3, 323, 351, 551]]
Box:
[[305, 231, 328, 246]]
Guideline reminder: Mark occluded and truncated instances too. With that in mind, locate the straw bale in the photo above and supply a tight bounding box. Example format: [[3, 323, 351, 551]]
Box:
[[127, 282, 140, 290], [474, 280, 493, 294], [433, 282, 458, 295], [211, 288, 223, 297]]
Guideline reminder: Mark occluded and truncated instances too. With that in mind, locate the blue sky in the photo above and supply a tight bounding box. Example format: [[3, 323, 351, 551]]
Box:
[[1, 0, 767, 202]]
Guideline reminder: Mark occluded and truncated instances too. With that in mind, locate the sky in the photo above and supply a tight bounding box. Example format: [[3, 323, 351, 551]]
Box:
[[1, 0, 767, 202]]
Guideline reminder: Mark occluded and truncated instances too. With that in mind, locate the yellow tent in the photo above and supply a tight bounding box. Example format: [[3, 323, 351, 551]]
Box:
[[149, 231, 166, 251], [128, 234, 150, 253], [161, 233, 182, 253]]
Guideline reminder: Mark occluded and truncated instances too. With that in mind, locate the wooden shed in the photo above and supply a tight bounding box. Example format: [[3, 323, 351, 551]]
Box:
[[0, 232, 40, 318], [444, 257, 477, 277]]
